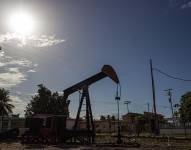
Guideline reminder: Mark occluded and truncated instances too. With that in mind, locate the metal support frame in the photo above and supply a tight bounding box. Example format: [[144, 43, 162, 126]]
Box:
[[62, 65, 119, 144], [73, 86, 95, 143]]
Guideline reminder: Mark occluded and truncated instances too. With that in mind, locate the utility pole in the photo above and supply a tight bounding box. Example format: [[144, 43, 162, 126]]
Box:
[[150, 59, 159, 135], [164, 89, 174, 122], [147, 102, 150, 112], [116, 89, 122, 144], [124, 101, 131, 113]]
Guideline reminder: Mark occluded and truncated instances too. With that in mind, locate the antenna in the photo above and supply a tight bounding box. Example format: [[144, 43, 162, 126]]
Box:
[[124, 100, 131, 113]]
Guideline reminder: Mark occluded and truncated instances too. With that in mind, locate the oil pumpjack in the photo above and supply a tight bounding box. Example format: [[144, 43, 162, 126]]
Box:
[[22, 65, 119, 144], [63, 65, 119, 143]]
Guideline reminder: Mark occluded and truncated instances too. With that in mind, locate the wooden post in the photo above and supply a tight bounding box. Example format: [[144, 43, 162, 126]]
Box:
[[150, 59, 159, 135]]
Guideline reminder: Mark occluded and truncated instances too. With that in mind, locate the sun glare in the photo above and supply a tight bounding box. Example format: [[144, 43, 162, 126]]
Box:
[[8, 11, 35, 36]]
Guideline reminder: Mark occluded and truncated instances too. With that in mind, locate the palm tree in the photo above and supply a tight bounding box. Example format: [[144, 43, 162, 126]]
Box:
[[0, 88, 14, 132]]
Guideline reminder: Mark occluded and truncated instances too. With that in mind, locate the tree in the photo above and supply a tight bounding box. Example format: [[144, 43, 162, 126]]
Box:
[[0, 88, 14, 131], [107, 115, 111, 120], [179, 92, 191, 123], [0, 88, 14, 116], [100, 115, 106, 120], [173, 103, 180, 118], [135, 115, 146, 137], [111, 115, 116, 121], [178, 92, 191, 137], [25, 84, 70, 117]]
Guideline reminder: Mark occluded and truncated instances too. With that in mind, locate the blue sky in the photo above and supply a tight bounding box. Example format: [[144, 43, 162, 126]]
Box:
[[0, 0, 191, 118]]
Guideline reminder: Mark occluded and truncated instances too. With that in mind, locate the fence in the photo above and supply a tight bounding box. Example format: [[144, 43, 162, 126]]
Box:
[[159, 122, 191, 136], [0, 116, 25, 132]]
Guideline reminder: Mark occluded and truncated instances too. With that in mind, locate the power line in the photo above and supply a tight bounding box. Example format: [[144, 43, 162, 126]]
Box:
[[153, 68, 191, 82]]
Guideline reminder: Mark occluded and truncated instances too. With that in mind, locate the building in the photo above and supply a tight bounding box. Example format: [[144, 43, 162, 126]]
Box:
[[78, 119, 118, 133], [122, 112, 142, 124], [143, 112, 165, 123], [94, 120, 118, 133], [0, 115, 25, 132], [122, 112, 165, 134]]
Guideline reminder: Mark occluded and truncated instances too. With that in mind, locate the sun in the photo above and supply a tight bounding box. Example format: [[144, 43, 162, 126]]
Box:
[[8, 10, 35, 36]]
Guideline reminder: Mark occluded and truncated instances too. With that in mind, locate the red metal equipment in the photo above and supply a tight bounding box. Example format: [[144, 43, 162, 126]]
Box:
[[22, 114, 66, 144]]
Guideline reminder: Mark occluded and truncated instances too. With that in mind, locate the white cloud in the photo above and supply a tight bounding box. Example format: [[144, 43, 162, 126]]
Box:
[[0, 50, 37, 89], [168, 0, 191, 9], [0, 32, 65, 48], [0, 50, 37, 115], [27, 93, 36, 96], [181, 1, 191, 9], [27, 69, 36, 73], [10, 95, 28, 116], [0, 71, 26, 88]]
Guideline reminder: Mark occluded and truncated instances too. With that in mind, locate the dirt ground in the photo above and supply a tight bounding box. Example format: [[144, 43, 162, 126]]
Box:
[[0, 142, 189, 150], [0, 137, 191, 150]]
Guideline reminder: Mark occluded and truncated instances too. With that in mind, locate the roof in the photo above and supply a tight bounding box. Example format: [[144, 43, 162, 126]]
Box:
[[32, 114, 67, 118]]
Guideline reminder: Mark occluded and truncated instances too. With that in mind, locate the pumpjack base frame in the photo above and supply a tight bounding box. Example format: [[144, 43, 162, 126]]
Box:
[[72, 87, 95, 144]]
